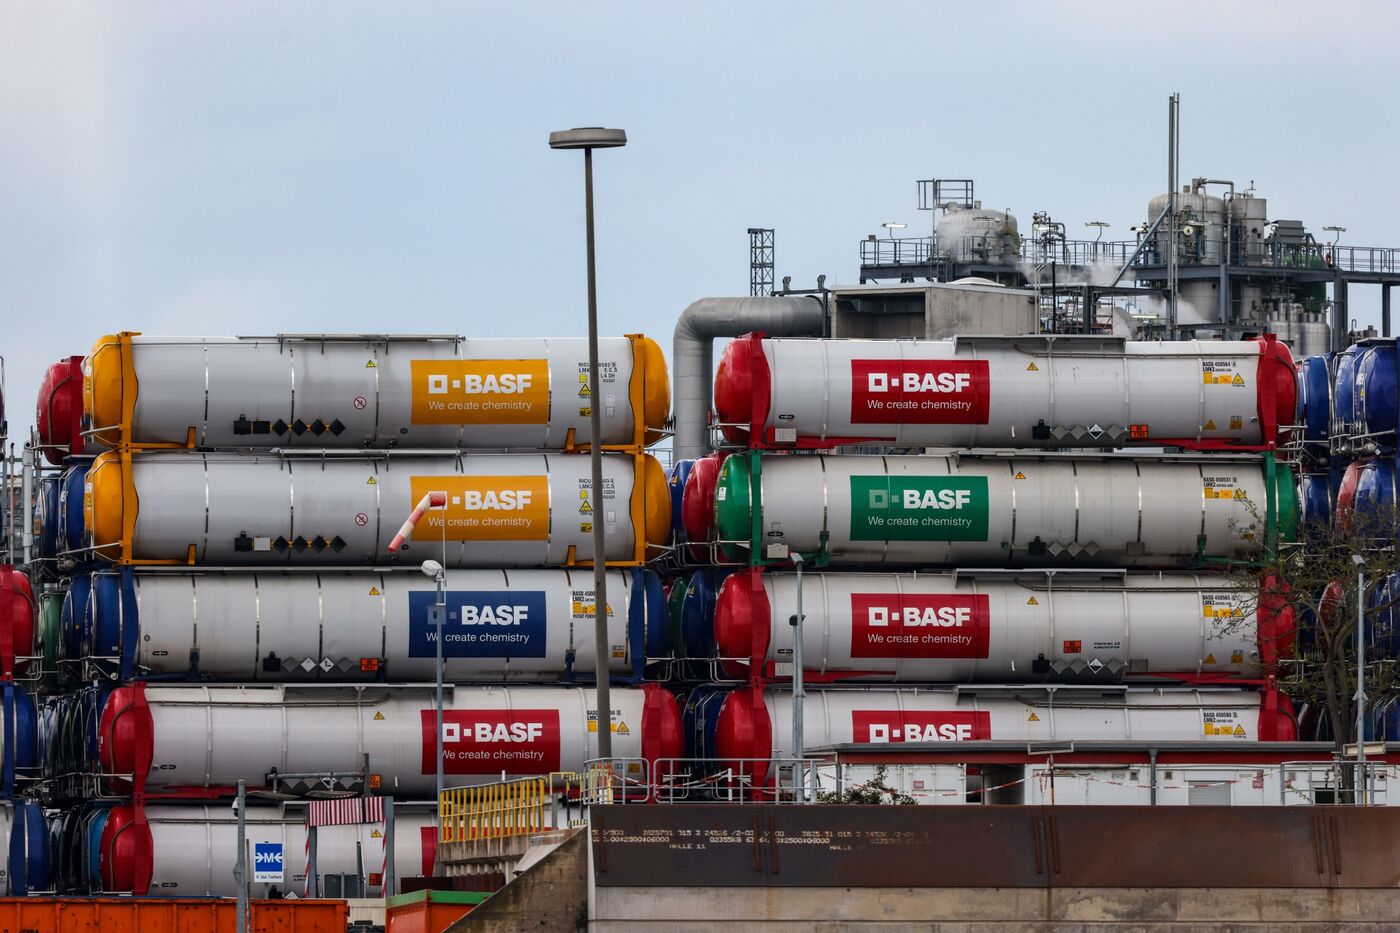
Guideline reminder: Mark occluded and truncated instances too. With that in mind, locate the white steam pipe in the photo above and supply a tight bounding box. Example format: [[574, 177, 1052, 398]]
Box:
[[672, 295, 826, 460]]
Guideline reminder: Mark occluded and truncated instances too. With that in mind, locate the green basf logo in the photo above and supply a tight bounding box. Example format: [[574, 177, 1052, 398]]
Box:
[[849, 476, 990, 541]]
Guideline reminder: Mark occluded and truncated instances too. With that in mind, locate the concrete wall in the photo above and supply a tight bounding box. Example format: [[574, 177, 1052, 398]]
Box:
[[447, 828, 586, 933], [590, 885, 1400, 931]]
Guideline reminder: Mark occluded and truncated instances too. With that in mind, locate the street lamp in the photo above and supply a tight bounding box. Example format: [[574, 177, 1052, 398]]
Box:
[[550, 126, 626, 760], [422, 558, 447, 805], [790, 552, 806, 802], [881, 222, 907, 236], [1352, 552, 1367, 805]]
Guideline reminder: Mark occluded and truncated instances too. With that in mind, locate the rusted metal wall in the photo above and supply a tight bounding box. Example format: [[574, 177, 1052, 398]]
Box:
[[590, 805, 1400, 889]]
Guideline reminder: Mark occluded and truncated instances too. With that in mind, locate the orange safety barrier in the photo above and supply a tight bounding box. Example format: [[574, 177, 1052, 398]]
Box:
[[0, 897, 348, 933]]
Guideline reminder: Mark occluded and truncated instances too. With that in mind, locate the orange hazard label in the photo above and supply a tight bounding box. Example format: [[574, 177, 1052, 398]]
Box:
[[410, 475, 550, 541], [410, 359, 550, 425]]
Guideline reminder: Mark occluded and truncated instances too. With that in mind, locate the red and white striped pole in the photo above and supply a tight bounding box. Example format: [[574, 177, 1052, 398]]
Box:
[[387, 491, 447, 553]]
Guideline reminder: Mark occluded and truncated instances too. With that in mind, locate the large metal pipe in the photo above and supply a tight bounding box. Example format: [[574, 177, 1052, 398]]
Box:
[[672, 296, 825, 460]]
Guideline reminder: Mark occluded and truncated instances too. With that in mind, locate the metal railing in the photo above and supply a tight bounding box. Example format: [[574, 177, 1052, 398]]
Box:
[[438, 772, 583, 842], [859, 234, 1400, 278]]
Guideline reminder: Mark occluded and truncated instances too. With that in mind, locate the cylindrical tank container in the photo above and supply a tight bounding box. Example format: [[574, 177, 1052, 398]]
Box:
[[1229, 194, 1268, 264], [935, 205, 1019, 265], [78, 567, 664, 683], [1296, 354, 1332, 465], [0, 802, 48, 894], [714, 333, 1296, 450], [83, 333, 669, 450], [709, 568, 1293, 682], [707, 685, 1298, 762], [59, 460, 90, 554], [1148, 190, 1227, 266], [679, 454, 725, 561], [95, 803, 434, 897], [0, 683, 40, 793], [96, 683, 682, 794], [1332, 345, 1360, 440], [33, 476, 61, 563], [691, 452, 1295, 568], [1264, 306, 1330, 360], [36, 356, 86, 465], [1354, 339, 1398, 452], [0, 568, 36, 679], [1298, 473, 1335, 533], [84, 450, 670, 567]]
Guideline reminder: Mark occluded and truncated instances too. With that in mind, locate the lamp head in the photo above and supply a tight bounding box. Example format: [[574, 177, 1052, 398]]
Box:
[[421, 559, 445, 579]]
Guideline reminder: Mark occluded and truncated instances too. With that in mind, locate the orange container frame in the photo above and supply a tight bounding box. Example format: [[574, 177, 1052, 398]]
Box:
[[386, 889, 490, 932], [0, 897, 348, 933]]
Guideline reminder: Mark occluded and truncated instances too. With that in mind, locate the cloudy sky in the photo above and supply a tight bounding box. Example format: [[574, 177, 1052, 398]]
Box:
[[3, 1, 1399, 440]]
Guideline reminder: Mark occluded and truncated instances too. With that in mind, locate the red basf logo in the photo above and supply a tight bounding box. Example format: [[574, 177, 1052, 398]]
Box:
[[852, 710, 992, 743], [850, 359, 990, 425], [421, 709, 561, 774], [850, 593, 990, 658]]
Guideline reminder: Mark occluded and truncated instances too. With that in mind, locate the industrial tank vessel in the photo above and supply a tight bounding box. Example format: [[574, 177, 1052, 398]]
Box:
[[688, 452, 1295, 568], [703, 685, 1298, 762], [83, 450, 669, 566], [708, 568, 1293, 682], [0, 802, 48, 895], [95, 683, 682, 794], [80, 332, 668, 450], [75, 567, 664, 682], [35, 356, 85, 464], [93, 803, 434, 897], [714, 333, 1295, 451]]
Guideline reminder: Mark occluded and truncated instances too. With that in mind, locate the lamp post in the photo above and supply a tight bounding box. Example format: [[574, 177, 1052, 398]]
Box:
[[550, 126, 626, 760], [423, 558, 447, 805], [387, 491, 448, 823], [790, 552, 806, 801], [1352, 552, 1367, 805]]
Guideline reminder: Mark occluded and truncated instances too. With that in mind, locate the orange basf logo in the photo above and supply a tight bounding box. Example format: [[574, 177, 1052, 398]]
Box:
[[410, 360, 550, 425], [410, 476, 550, 541]]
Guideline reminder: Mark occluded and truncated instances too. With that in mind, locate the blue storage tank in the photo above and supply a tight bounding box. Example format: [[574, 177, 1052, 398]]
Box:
[[680, 568, 732, 659], [8, 800, 49, 894], [60, 577, 91, 667], [1297, 354, 1333, 464], [58, 460, 91, 555], [1333, 345, 1360, 439], [667, 459, 694, 543], [682, 685, 733, 759], [34, 477, 60, 562], [1352, 457, 1398, 522], [1355, 339, 1398, 451], [1299, 473, 1334, 533]]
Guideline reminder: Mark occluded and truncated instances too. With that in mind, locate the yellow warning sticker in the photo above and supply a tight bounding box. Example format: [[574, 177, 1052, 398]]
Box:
[[368, 586, 381, 596], [1203, 710, 1246, 737], [1232, 374, 1245, 386], [1014, 471, 1027, 480], [617, 722, 630, 735], [1229, 416, 1243, 430], [579, 499, 593, 515], [1204, 653, 1217, 665], [367, 476, 377, 485], [1026, 596, 1039, 606], [1231, 650, 1244, 664], [1026, 362, 1039, 372], [579, 373, 592, 398], [373, 711, 385, 721], [366, 360, 377, 368], [1027, 712, 1040, 722], [371, 829, 383, 838], [1205, 419, 1217, 430]]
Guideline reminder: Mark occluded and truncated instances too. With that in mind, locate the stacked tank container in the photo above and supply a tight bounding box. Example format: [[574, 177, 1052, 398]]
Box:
[[668, 331, 1304, 797], [26, 331, 682, 896]]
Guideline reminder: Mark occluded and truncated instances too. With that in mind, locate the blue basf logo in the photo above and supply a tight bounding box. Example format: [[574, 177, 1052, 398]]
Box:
[[253, 842, 284, 883], [409, 590, 548, 658]]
